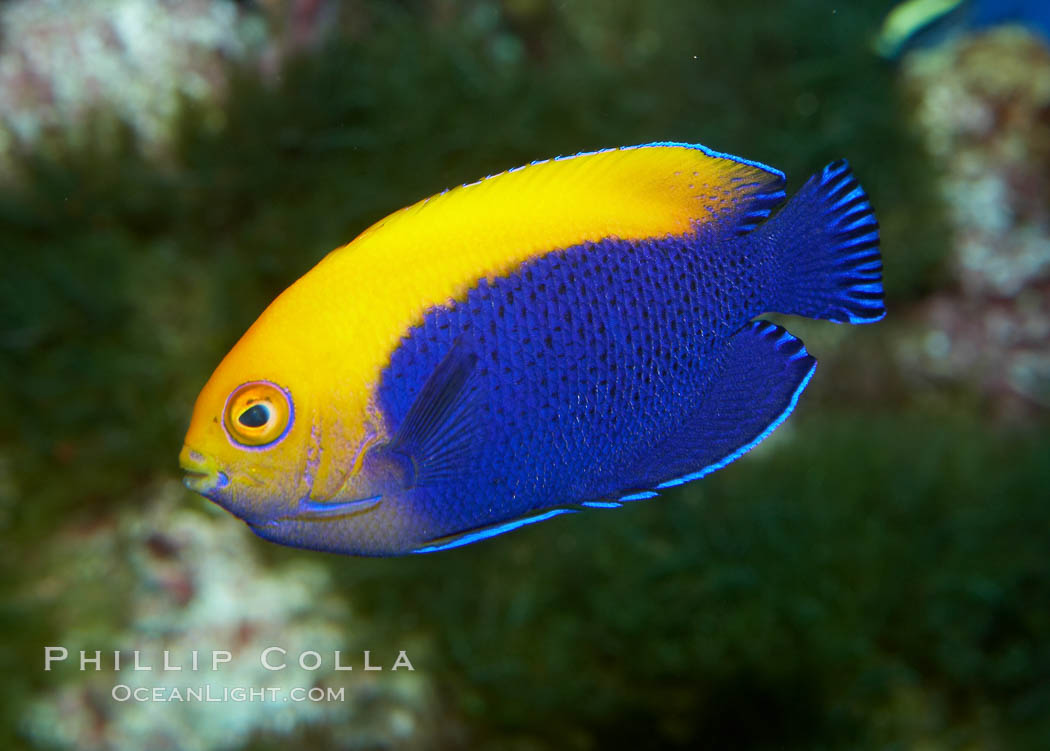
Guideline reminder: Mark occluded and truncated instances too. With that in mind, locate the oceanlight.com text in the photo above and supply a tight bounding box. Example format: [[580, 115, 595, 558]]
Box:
[[111, 684, 347, 703]]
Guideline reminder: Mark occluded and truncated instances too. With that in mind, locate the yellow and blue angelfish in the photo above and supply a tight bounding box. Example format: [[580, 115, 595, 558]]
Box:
[[179, 142, 884, 556]]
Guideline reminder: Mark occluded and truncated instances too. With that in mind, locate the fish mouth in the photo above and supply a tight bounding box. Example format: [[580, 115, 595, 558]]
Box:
[[178, 445, 229, 494]]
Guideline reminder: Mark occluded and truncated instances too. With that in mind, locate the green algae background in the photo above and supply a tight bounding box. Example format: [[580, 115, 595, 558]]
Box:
[[2, 1, 1048, 749]]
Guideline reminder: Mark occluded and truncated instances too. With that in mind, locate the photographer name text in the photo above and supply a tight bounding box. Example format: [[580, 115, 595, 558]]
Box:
[[44, 646, 414, 672]]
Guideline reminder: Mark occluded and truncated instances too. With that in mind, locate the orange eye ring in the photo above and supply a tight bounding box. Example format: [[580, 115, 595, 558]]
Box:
[[223, 381, 293, 449]]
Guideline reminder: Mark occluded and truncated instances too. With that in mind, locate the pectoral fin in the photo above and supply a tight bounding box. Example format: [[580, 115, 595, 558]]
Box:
[[391, 336, 485, 486]]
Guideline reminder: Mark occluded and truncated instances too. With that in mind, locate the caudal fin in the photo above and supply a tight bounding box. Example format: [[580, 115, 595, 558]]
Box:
[[765, 160, 885, 324]]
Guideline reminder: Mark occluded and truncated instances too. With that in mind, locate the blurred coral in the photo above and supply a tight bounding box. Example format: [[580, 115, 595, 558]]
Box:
[[898, 28, 1050, 410], [0, 0, 350, 173]]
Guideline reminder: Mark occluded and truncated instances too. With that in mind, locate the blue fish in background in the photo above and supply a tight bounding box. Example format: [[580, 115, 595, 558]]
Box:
[[876, 0, 1050, 58], [181, 143, 885, 556]]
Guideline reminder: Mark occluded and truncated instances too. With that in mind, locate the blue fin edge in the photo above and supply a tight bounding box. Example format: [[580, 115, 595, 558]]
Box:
[[618, 490, 660, 502], [577, 489, 662, 510], [411, 487, 668, 553], [411, 508, 578, 554], [581, 500, 623, 509], [643, 141, 785, 180]]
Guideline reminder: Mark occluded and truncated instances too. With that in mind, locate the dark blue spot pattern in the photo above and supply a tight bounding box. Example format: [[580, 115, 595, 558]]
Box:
[[376, 222, 776, 537]]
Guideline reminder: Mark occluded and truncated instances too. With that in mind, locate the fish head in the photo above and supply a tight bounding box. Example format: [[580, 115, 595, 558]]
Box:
[[179, 292, 406, 551], [179, 309, 331, 526]]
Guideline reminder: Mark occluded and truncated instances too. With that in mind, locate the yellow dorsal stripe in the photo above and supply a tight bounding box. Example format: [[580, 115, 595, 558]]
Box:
[[350, 142, 783, 260]]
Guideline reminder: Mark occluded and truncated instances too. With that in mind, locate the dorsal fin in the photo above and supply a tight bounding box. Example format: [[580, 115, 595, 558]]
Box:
[[348, 143, 786, 260]]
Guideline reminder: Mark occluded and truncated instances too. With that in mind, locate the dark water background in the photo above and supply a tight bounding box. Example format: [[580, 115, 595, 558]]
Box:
[[2, 1, 1048, 749]]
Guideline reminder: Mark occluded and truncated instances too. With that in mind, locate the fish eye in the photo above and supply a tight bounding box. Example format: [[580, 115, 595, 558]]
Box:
[[223, 381, 293, 449], [238, 403, 271, 428]]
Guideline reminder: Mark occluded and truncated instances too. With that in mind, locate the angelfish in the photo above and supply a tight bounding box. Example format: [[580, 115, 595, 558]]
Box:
[[179, 142, 884, 556]]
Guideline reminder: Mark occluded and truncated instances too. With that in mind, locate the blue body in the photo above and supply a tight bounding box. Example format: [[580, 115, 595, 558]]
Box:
[[371, 160, 883, 552]]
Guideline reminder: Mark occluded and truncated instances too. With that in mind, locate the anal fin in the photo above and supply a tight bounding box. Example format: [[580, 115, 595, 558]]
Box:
[[637, 320, 817, 490]]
